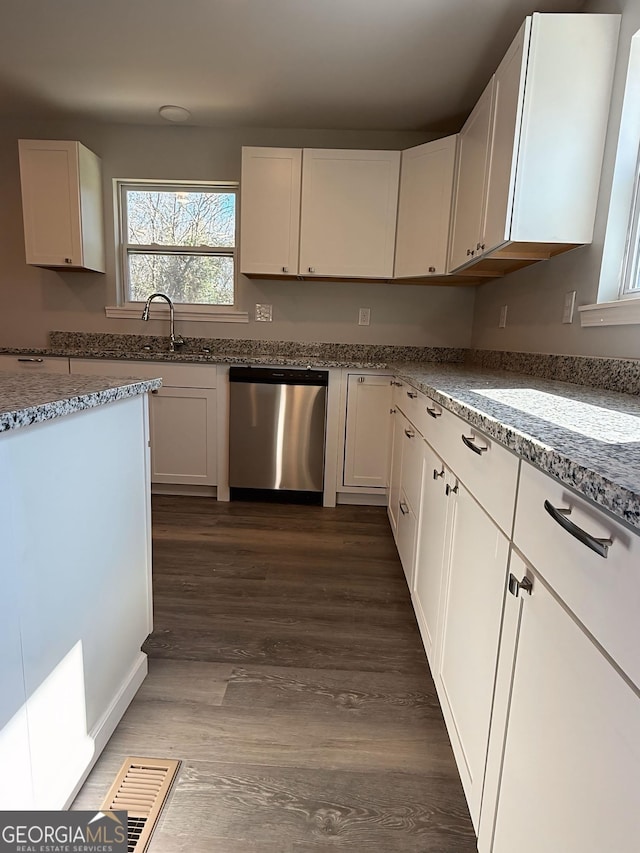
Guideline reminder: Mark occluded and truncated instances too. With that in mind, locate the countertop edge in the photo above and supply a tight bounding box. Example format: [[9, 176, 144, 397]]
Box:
[[0, 377, 162, 434], [392, 366, 640, 533]]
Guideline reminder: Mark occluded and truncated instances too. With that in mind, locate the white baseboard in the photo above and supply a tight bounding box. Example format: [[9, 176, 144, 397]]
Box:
[[337, 492, 388, 506], [63, 653, 148, 808], [152, 484, 216, 498]]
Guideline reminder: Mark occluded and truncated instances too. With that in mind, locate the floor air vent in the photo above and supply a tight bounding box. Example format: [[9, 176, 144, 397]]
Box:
[[100, 757, 181, 852]]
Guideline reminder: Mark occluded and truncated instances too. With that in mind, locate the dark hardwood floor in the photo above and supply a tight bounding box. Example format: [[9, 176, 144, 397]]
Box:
[[73, 496, 477, 852]]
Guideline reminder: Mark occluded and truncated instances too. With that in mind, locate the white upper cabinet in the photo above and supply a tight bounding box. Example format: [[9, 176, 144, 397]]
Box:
[[448, 81, 495, 272], [394, 135, 458, 278], [299, 149, 400, 279], [240, 147, 302, 276], [449, 13, 620, 274], [18, 140, 105, 272]]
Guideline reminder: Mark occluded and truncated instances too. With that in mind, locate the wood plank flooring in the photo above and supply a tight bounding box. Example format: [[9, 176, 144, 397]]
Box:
[[73, 497, 476, 852]]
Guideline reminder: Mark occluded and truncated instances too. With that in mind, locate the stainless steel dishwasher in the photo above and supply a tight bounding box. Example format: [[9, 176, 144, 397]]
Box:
[[228, 366, 328, 502]]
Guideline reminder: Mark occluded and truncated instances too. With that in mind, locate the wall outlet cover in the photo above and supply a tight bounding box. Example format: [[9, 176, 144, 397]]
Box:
[[358, 307, 371, 326], [255, 304, 272, 322], [562, 291, 577, 324]]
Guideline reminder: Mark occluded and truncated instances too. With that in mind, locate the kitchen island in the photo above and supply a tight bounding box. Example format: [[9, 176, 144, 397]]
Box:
[[0, 371, 160, 810]]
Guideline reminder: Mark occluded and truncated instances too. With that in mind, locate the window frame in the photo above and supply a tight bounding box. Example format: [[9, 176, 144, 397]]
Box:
[[108, 178, 248, 323]]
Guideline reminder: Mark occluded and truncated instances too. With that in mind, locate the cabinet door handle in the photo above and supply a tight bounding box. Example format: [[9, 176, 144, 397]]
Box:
[[462, 434, 488, 455], [466, 249, 472, 257], [433, 467, 445, 480], [543, 500, 613, 558], [358, 376, 365, 383], [404, 428, 415, 439], [64, 257, 73, 264], [508, 573, 533, 598], [445, 481, 459, 496], [17, 357, 44, 363], [399, 501, 409, 516], [282, 266, 289, 273], [406, 391, 418, 399], [390, 380, 403, 387], [428, 266, 436, 273], [151, 389, 159, 395], [308, 266, 315, 273], [426, 406, 441, 418], [390, 407, 396, 414]]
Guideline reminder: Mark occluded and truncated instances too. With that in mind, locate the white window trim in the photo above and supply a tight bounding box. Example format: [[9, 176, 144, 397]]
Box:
[[107, 178, 248, 323], [580, 28, 640, 327]]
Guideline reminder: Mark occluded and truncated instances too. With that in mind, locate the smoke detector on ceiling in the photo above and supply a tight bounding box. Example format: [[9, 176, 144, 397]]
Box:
[[158, 105, 191, 123]]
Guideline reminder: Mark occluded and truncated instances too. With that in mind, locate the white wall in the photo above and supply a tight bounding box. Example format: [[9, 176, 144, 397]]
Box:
[[0, 118, 476, 349], [471, 0, 640, 359]]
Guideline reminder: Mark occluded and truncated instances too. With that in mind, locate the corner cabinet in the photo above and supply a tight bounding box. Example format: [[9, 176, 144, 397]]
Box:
[[394, 135, 458, 279], [448, 13, 620, 276], [18, 139, 106, 272], [239, 147, 302, 276], [300, 149, 400, 279]]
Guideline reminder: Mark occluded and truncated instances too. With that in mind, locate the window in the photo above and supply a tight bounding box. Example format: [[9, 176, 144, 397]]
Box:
[[620, 141, 640, 298], [118, 181, 237, 308]]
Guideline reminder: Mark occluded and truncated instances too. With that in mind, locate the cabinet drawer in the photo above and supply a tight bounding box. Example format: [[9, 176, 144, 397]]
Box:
[[438, 408, 519, 535], [393, 380, 426, 435], [514, 461, 640, 689], [71, 359, 217, 389], [0, 355, 69, 373]]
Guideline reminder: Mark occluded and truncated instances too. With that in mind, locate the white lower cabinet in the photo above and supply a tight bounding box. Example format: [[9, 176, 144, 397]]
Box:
[[479, 551, 640, 853], [436, 479, 509, 830], [149, 387, 217, 486], [343, 374, 392, 488], [70, 359, 218, 488], [412, 441, 449, 667]]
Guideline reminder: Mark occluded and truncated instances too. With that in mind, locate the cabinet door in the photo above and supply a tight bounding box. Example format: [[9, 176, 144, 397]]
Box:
[[436, 480, 509, 829], [343, 375, 392, 488], [18, 140, 83, 268], [299, 149, 400, 278], [488, 555, 640, 853], [387, 407, 406, 537], [481, 20, 530, 255], [413, 442, 449, 667], [150, 387, 217, 485], [448, 79, 495, 272], [240, 147, 301, 275], [397, 487, 419, 589], [394, 136, 458, 278]]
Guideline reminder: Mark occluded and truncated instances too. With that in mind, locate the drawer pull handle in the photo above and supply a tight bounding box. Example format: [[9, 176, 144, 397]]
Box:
[[399, 501, 409, 516], [445, 481, 459, 497], [462, 434, 488, 455], [543, 500, 613, 559], [508, 573, 533, 598], [406, 391, 418, 399], [427, 406, 441, 418], [404, 428, 415, 439], [17, 357, 44, 363], [433, 467, 445, 480], [390, 380, 403, 387]]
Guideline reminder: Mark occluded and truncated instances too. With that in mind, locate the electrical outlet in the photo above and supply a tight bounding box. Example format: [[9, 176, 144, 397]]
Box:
[[255, 303, 272, 322], [358, 307, 371, 326], [499, 305, 508, 328], [562, 291, 576, 324]]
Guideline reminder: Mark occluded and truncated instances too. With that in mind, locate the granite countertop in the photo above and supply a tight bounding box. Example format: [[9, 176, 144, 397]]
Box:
[[0, 372, 162, 433], [392, 362, 640, 532]]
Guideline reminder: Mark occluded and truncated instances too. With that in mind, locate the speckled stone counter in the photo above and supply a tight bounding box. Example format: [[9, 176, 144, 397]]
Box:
[[392, 362, 640, 532], [0, 333, 465, 371], [0, 372, 162, 433]]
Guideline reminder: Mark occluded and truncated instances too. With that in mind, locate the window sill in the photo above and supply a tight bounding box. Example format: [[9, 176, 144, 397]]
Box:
[[578, 298, 640, 327], [105, 305, 249, 323]]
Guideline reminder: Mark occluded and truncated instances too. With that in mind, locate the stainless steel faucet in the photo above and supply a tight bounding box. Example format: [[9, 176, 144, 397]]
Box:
[[141, 293, 185, 352]]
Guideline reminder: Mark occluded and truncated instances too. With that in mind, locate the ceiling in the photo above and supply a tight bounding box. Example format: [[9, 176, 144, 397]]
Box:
[[0, 0, 585, 132]]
